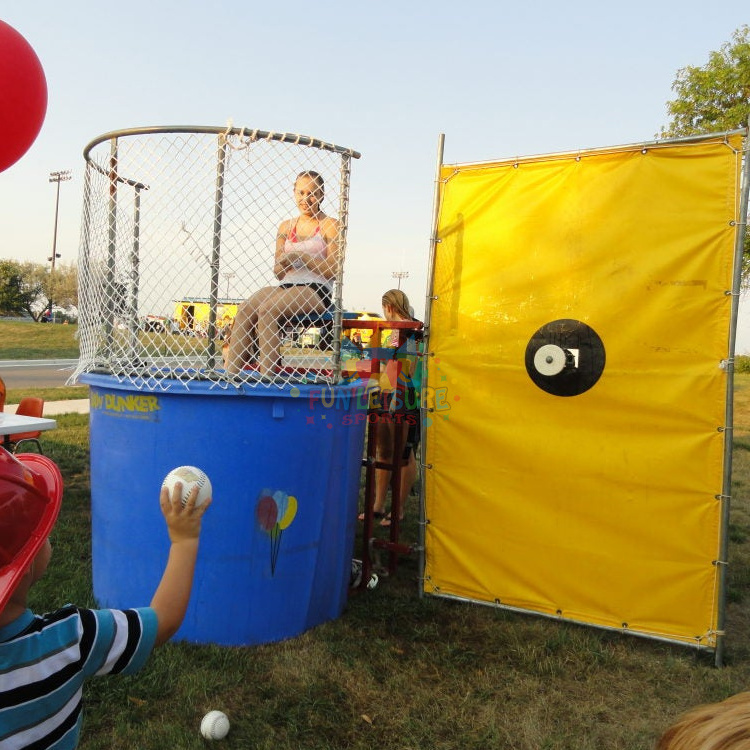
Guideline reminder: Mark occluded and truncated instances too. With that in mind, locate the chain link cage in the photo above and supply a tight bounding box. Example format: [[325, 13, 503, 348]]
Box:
[[72, 126, 360, 390]]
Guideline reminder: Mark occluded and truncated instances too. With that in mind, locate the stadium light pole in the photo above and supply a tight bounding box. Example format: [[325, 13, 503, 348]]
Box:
[[47, 170, 72, 320], [221, 271, 235, 298], [392, 270, 409, 290]]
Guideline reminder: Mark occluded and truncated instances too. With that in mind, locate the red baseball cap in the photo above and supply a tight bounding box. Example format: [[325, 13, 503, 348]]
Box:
[[0, 448, 63, 612]]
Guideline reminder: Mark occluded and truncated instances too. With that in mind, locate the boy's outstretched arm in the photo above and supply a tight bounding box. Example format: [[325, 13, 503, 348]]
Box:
[[150, 483, 211, 646]]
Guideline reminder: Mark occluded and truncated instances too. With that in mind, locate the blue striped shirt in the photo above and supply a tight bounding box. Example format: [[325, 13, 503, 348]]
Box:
[[0, 605, 157, 749]]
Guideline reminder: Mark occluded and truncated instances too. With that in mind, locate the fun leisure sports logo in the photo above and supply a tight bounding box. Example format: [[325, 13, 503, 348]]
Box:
[[291, 357, 459, 428]]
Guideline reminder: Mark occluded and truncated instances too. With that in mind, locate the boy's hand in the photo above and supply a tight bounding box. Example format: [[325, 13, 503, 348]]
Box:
[[160, 482, 211, 544]]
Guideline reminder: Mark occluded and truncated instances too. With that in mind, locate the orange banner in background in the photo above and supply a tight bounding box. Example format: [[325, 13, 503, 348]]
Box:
[[424, 135, 743, 647]]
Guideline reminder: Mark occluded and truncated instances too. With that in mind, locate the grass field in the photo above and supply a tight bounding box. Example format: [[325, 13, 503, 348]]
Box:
[[12, 375, 749, 749], [0, 319, 81, 359]]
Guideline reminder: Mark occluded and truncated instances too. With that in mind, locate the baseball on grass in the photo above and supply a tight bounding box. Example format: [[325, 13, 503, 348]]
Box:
[[200, 710, 230, 740], [161, 466, 212, 507]]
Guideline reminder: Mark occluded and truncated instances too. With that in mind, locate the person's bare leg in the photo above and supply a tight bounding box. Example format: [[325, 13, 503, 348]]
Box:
[[225, 288, 277, 374], [256, 286, 324, 376], [382, 422, 411, 526], [371, 418, 394, 517], [225, 300, 256, 374]]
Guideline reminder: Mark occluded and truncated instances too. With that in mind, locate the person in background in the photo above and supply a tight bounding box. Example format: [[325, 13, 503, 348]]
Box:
[[225, 171, 340, 377], [655, 691, 750, 749], [359, 289, 422, 527], [0, 448, 210, 749]]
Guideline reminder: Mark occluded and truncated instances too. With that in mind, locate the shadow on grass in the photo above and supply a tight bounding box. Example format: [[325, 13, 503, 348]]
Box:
[[16, 410, 750, 750]]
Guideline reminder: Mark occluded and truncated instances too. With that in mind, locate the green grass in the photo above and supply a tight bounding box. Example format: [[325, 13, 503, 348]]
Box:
[[4, 386, 88, 405], [18, 379, 750, 749], [0, 319, 80, 359]]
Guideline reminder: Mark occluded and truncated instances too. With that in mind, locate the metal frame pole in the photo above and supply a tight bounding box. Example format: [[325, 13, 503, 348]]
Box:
[[715, 122, 750, 667], [418, 133, 445, 598], [207, 137, 228, 369], [105, 138, 118, 356], [126, 186, 143, 358], [333, 152, 353, 382], [77, 166, 94, 360]]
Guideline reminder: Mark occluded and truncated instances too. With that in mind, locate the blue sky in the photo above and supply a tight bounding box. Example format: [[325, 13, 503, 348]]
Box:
[[1, 1, 749, 351]]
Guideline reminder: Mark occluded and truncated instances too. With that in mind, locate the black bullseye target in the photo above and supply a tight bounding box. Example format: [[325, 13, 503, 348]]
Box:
[[525, 319, 606, 397]]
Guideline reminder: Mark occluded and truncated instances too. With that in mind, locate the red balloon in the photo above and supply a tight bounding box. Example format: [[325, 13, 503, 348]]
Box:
[[0, 21, 47, 173], [256, 495, 278, 532]]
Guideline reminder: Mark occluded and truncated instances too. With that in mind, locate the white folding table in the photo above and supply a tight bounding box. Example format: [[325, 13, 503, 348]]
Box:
[[0, 413, 57, 451]]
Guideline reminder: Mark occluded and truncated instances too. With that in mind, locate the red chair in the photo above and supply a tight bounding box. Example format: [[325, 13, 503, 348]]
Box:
[[8, 397, 46, 454]]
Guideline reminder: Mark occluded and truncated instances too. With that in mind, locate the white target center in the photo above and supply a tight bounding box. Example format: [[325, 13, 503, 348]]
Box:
[[533, 344, 568, 376]]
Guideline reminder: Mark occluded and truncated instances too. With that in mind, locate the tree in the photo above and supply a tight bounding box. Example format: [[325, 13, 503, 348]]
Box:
[[0, 260, 43, 317], [0, 260, 78, 319], [660, 26, 750, 286], [661, 25, 750, 137], [43, 262, 79, 310]]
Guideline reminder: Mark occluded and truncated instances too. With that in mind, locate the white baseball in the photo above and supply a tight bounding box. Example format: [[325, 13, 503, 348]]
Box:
[[162, 466, 212, 508], [200, 710, 230, 740]]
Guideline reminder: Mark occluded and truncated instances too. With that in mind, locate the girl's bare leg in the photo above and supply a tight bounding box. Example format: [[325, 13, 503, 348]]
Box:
[[373, 419, 395, 516], [225, 288, 279, 374], [256, 286, 325, 376]]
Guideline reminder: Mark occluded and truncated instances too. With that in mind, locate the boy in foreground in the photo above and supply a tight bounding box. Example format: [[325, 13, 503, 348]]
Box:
[[0, 448, 210, 749]]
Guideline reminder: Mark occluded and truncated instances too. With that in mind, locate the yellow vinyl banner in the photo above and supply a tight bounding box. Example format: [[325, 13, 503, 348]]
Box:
[[424, 135, 743, 647]]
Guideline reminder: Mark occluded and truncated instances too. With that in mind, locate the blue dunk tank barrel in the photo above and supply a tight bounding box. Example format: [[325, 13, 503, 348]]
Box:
[[81, 374, 368, 645]]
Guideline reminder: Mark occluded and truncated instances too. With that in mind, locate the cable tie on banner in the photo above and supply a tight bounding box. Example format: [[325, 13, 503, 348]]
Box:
[[715, 494, 731, 501], [713, 559, 728, 567], [725, 290, 740, 296]]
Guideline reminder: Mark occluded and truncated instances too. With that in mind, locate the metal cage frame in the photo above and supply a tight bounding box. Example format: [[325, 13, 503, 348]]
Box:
[[72, 125, 360, 390]]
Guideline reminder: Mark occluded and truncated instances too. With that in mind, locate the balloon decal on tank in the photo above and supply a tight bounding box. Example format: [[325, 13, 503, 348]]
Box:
[[256, 490, 298, 574]]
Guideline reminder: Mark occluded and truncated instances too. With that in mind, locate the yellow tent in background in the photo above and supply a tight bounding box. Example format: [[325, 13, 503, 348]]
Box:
[[423, 132, 747, 657]]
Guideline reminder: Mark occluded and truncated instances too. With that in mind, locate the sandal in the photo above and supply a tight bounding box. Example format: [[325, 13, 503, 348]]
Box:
[[358, 510, 387, 522]]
